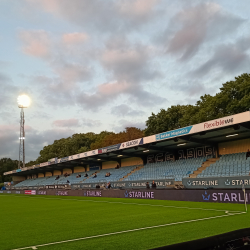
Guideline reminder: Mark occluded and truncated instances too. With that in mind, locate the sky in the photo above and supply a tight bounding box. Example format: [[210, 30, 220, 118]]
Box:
[[0, 0, 250, 162]]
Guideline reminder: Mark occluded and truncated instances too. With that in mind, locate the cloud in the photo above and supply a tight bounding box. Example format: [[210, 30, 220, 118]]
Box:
[[169, 79, 218, 100], [19, 30, 93, 98], [0, 123, 75, 161], [101, 36, 161, 82], [82, 118, 101, 127], [192, 40, 250, 77], [18, 24, 165, 111], [53, 118, 80, 127], [0, 125, 19, 160], [52, 62, 92, 88], [19, 30, 51, 58], [163, 2, 244, 60], [111, 104, 145, 117], [26, 0, 161, 32], [0, 72, 21, 111], [62, 32, 88, 45], [74, 36, 166, 110]]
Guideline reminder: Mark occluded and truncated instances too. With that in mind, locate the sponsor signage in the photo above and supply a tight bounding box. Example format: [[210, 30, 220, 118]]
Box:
[[153, 112, 250, 142], [183, 176, 250, 189], [15, 191, 21, 194], [84, 191, 102, 197], [202, 117, 234, 130], [55, 185, 68, 189], [34, 164, 40, 169], [56, 191, 68, 196], [119, 138, 143, 149], [3, 171, 12, 175], [40, 162, 49, 167], [71, 179, 174, 190], [25, 190, 36, 195], [46, 185, 68, 189], [124, 190, 155, 199], [200, 190, 250, 203], [0, 191, 3, 193], [98, 144, 121, 154], [156, 126, 193, 141], [38, 191, 46, 195], [60, 156, 69, 162], [80, 152, 88, 158]]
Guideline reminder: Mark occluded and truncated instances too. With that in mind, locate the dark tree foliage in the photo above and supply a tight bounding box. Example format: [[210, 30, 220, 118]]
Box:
[[145, 73, 250, 136], [0, 158, 18, 182]]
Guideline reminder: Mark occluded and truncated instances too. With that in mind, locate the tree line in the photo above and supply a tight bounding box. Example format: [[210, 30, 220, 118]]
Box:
[[0, 158, 18, 183], [1, 73, 249, 170]]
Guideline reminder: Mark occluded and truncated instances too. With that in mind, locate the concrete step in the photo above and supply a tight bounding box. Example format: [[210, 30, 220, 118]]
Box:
[[119, 165, 144, 181], [189, 158, 220, 178], [193, 158, 220, 178]]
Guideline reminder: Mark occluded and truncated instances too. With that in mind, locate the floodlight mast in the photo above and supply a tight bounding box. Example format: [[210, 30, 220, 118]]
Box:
[[18, 107, 25, 169], [17, 95, 30, 169]]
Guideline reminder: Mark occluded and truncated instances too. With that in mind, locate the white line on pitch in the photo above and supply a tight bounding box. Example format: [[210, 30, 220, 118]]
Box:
[[11, 212, 246, 250], [0, 194, 243, 213]]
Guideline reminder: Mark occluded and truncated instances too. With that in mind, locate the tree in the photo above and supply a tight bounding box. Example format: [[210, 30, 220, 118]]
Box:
[[145, 73, 250, 135], [90, 127, 144, 149], [0, 158, 18, 183], [145, 105, 190, 136]]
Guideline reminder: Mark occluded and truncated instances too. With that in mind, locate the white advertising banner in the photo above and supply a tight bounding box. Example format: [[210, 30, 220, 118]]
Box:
[[153, 111, 250, 142]]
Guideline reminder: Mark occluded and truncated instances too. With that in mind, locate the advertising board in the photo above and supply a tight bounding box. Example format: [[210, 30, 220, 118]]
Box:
[[98, 144, 121, 154], [71, 179, 174, 190], [38, 191, 46, 195], [119, 138, 143, 149], [183, 176, 250, 189], [25, 190, 36, 195], [84, 190, 102, 197], [56, 191, 68, 196], [154, 112, 250, 142]]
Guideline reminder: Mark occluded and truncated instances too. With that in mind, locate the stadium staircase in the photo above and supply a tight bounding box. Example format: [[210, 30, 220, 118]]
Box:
[[189, 158, 219, 178], [120, 165, 144, 181]]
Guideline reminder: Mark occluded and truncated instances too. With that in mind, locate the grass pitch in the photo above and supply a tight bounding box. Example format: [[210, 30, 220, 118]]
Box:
[[0, 194, 249, 250]]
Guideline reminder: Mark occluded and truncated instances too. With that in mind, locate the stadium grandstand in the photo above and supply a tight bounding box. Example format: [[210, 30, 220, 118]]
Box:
[[2, 111, 250, 250], [3, 111, 250, 191]]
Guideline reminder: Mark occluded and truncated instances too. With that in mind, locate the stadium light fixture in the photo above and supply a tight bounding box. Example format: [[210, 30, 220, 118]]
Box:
[[177, 143, 186, 146], [17, 94, 31, 169], [143, 150, 150, 152], [17, 94, 31, 108], [226, 134, 238, 137]]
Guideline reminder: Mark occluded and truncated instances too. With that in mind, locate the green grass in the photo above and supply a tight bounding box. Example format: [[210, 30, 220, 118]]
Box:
[[0, 194, 249, 250]]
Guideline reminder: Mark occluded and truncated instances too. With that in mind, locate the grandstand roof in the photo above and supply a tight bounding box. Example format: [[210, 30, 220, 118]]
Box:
[[5, 111, 250, 176]]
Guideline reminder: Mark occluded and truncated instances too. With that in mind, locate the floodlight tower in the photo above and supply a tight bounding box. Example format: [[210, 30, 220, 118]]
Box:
[[17, 95, 31, 169]]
